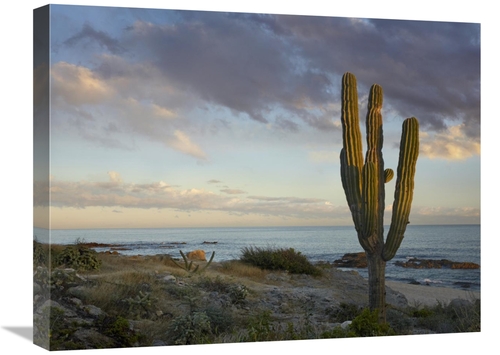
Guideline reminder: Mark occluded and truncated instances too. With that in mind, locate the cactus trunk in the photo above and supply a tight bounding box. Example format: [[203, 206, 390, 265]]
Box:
[[366, 253, 386, 323], [339, 72, 419, 323]]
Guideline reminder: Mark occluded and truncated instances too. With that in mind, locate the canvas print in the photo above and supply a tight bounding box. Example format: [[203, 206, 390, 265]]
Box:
[[33, 4, 480, 351]]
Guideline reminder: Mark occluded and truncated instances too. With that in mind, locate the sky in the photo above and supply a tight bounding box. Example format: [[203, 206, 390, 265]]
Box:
[[33, 2, 481, 229]]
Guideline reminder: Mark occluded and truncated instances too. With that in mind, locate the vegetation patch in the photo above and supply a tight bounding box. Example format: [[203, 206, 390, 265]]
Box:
[[53, 240, 102, 271], [240, 246, 322, 276]]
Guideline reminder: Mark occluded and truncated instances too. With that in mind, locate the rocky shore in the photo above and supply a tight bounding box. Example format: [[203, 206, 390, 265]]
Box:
[[33, 251, 480, 350], [333, 252, 480, 270]]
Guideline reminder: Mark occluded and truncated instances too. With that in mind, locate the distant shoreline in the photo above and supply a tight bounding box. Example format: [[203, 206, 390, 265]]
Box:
[[35, 223, 481, 231]]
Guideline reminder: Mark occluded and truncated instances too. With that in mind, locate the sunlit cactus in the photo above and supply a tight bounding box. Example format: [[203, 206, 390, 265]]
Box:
[[339, 72, 419, 322], [172, 250, 215, 273]]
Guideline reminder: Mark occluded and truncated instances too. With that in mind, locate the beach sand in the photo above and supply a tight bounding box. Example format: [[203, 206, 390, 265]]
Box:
[[386, 280, 480, 307]]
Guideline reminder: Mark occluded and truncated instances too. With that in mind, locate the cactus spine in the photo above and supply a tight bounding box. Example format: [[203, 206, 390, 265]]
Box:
[[340, 72, 419, 322]]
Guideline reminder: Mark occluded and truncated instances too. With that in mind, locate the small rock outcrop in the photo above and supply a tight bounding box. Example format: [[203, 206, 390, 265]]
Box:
[[333, 252, 367, 268], [394, 258, 480, 269], [333, 253, 480, 270]]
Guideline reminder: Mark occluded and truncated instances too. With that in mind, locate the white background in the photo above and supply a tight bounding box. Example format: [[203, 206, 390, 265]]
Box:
[[1, 1, 496, 354]]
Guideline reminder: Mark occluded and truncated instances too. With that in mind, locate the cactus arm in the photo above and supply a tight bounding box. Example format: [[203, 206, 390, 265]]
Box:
[[171, 256, 185, 270], [365, 84, 384, 154], [383, 117, 419, 261], [172, 250, 215, 273], [340, 72, 364, 228], [360, 158, 378, 248], [384, 169, 394, 183], [361, 84, 385, 250], [199, 251, 215, 273], [180, 250, 189, 269]]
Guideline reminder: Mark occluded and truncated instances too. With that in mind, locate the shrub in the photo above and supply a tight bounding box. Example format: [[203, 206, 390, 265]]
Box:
[[54, 242, 102, 271], [329, 302, 362, 322], [124, 291, 157, 319], [166, 311, 213, 345], [411, 299, 480, 333], [97, 315, 140, 347], [244, 310, 275, 342], [348, 308, 395, 337], [240, 246, 321, 276], [202, 306, 235, 335]]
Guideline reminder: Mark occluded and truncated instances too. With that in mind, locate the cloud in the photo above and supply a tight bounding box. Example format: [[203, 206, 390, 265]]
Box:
[[168, 130, 207, 160], [44, 173, 340, 220], [419, 124, 480, 160], [64, 22, 125, 54], [107, 171, 122, 183], [118, 14, 340, 130], [52, 62, 115, 106], [51, 58, 208, 160], [247, 196, 326, 204], [220, 189, 247, 195], [207, 179, 222, 184], [51, 11, 479, 159], [409, 206, 480, 224], [245, 14, 479, 137]]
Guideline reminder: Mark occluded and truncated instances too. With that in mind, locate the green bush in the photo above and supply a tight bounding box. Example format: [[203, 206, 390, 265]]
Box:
[[328, 302, 362, 322], [124, 291, 157, 319], [54, 243, 102, 271], [348, 308, 395, 337], [166, 311, 213, 345], [244, 310, 276, 342], [97, 315, 140, 347], [240, 246, 321, 276]]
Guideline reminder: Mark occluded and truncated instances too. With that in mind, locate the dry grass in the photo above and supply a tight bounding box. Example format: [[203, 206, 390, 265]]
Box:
[[218, 260, 270, 280]]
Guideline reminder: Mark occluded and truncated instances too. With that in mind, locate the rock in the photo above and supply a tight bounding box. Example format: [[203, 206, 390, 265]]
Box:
[[386, 287, 409, 308], [333, 252, 367, 268], [152, 340, 167, 346], [37, 300, 78, 318], [394, 258, 479, 269], [341, 320, 352, 329], [161, 274, 176, 283], [34, 282, 42, 295], [83, 304, 106, 318], [72, 329, 115, 349], [67, 285, 87, 298], [69, 297, 83, 307], [186, 249, 206, 261]]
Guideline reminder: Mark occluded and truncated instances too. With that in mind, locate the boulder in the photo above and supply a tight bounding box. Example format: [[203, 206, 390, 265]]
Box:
[[333, 252, 367, 268], [186, 249, 206, 261]]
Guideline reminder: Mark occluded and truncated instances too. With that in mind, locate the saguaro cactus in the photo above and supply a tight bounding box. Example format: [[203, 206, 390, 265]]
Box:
[[340, 72, 419, 323]]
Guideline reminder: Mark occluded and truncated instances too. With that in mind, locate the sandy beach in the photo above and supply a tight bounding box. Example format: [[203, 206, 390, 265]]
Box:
[[386, 280, 480, 307]]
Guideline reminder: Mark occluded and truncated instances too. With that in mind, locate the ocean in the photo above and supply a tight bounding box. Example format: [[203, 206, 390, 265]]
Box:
[[34, 224, 480, 291]]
